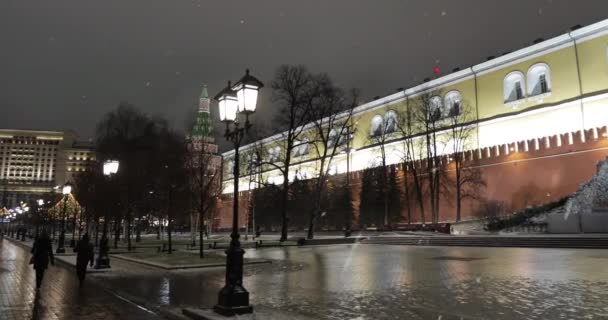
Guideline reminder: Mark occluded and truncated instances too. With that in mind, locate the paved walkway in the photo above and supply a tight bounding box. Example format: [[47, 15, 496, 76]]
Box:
[[0, 239, 164, 320]]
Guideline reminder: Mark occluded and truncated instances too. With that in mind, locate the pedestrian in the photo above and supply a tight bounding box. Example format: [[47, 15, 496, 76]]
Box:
[[73, 233, 94, 287], [30, 230, 54, 290]]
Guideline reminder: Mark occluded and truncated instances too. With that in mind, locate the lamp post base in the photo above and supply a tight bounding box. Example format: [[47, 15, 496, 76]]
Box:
[[213, 303, 253, 316], [214, 242, 253, 316], [214, 284, 253, 316], [56, 235, 65, 254], [94, 257, 111, 269]]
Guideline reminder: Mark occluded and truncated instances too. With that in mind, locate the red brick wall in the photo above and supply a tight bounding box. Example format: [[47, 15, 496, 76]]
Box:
[[216, 126, 608, 229]]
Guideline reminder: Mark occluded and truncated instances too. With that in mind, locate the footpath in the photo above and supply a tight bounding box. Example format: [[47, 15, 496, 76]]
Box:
[[3, 235, 318, 320]]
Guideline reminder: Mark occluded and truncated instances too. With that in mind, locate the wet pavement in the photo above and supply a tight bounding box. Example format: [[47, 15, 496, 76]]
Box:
[[94, 243, 608, 320], [0, 239, 163, 320]]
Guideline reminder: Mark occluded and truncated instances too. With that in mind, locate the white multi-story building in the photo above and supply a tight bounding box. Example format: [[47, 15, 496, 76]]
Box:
[[0, 129, 95, 208]]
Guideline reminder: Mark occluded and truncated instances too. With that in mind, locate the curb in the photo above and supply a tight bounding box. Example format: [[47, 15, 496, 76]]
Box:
[[111, 254, 271, 270]]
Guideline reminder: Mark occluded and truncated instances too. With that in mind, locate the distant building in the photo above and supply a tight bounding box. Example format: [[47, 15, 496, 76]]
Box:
[[0, 129, 95, 209]]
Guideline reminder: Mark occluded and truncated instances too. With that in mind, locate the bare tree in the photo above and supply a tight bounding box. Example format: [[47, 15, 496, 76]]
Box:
[[367, 108, 399, 227], [305, 75, 356, 239], [187, 138, 221, 258], [410, 92, 445, 224], [264, 65, 316, 241], [444, 100, 486, 221], [395, 101, 427, 224]]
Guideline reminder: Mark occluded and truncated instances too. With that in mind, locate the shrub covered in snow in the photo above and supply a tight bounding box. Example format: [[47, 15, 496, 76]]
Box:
[[563, 159, 608, 219]]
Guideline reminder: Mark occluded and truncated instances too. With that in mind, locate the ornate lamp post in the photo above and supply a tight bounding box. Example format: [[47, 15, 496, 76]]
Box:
[[213, 69, 263, 316], [56, 182, 72, 254], [96, 160, 119, 269]]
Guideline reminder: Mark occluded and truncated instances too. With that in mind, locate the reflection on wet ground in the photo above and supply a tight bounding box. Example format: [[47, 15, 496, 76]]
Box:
[[98, 244, 608, 319]]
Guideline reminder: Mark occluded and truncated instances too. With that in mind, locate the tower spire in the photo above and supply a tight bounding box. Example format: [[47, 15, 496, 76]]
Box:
[[191, 84, 213, 141]]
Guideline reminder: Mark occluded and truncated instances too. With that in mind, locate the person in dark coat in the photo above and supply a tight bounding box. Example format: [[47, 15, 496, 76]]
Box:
[[73, 233, 94, 287], [31, 230, 54, 289]]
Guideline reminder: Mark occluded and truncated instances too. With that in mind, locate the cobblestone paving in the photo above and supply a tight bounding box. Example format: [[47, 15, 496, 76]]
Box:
[[0, 239, 162, 320]]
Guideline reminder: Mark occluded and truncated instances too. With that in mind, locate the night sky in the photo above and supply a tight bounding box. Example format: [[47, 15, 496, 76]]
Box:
[[1, 0, 607, 147]]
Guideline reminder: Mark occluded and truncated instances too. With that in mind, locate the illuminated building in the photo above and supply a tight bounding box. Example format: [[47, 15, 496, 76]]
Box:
[[0, 129, 95, 208], [218, 19, 608, 227]]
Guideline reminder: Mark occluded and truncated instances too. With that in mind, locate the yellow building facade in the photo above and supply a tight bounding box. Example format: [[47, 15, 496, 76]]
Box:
[[221, 19, 608, 196]]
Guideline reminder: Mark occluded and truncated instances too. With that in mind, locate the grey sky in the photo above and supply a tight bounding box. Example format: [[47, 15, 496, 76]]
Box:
[[1, 0, 607, 147]]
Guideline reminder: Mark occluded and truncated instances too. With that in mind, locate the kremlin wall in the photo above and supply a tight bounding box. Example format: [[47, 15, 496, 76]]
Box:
[[213, 19, 608, 231]]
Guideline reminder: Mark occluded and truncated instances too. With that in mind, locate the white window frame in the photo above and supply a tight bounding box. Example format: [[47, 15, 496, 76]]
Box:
[[430, 96, 443, 121], [444, 91, 462, 117], [384, 110, 398, 134], [527, 63, 551, 97], [370, 115, 384, 137], [503, 71, 526, 104]]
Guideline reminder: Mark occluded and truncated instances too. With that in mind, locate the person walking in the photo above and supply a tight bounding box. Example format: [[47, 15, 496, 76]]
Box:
[[73, 233, 94, 287], [31, 230, 54, 290]]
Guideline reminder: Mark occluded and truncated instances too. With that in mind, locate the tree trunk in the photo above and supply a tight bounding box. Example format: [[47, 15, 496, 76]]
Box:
[[126, 209, 132, 251], [167, 187, 173, 254], [114, 219, 120, 249], [199, 211, 205, 258], [455, 161, 462, 222], [190, 212, 196, 247], [403, 170, 412, 224], [280, 171, 289, 242], [94, 216, 99, 247], [306, 210, 316, 240]]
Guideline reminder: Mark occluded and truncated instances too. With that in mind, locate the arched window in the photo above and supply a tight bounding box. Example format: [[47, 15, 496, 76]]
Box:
[[267, 146, 281, 162], [429, 96, 443, 121], [226, 159, 234, 175], [503, 71, 525, 103], [527, 63, 551, 96], [370, 115, 383, 137], [294, 138, 309, 156], [329, 129, 348, 147], [300, 138, 309, 156], [328, 129, 338, 147], [384, 110, 397, 134], [444, 91, 462, 117]]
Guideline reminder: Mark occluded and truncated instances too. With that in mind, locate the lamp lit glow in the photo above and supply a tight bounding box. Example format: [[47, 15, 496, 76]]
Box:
[[62, 183, 72, 195], [37, 199, 44, 206], [103, 160, 120, 176], [216, 81, 239, 123], [232, 69, 264, 114]]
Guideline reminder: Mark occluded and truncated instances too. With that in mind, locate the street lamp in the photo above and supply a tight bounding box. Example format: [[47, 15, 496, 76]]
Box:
[[96, 160, 119, 269], [213, 69, 263, 316], [56, 182, 72, 253]]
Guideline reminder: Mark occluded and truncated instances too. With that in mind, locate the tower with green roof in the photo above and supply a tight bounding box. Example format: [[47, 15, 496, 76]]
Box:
[[191, 85, 214, 143], [188, 84, 221, 234]]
